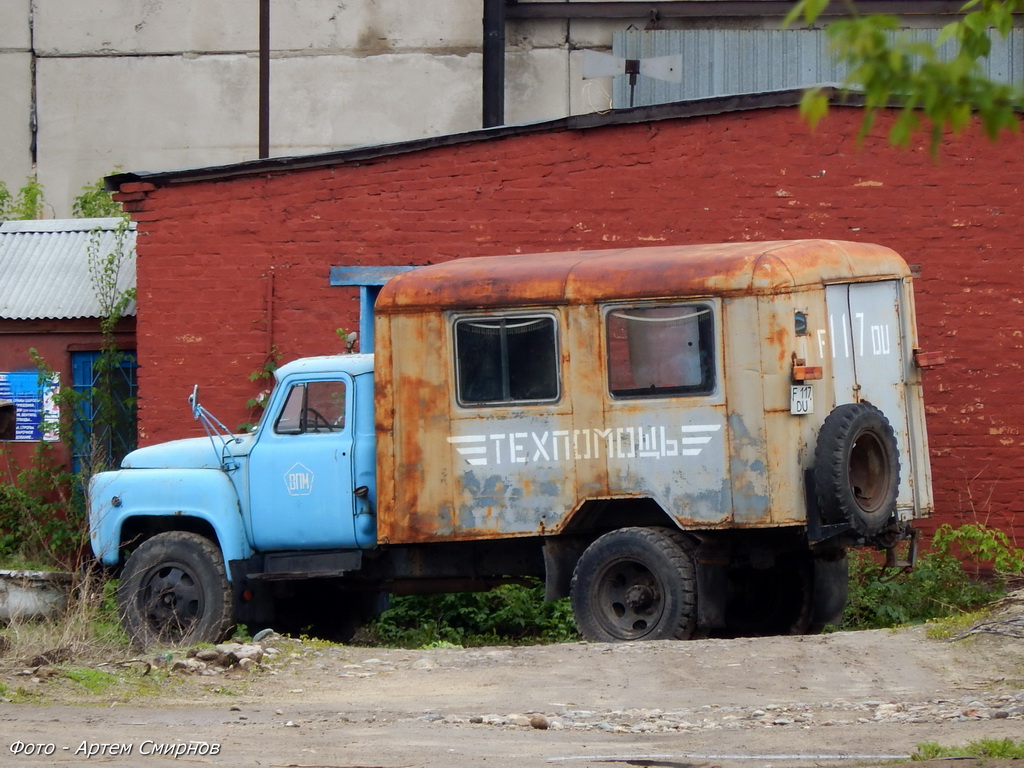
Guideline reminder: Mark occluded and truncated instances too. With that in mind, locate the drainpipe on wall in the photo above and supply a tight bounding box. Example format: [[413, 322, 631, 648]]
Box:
[[29, 3, 37, 164], [482, 0, 506, 128], [265, 268, 275, 356], [259, 0, 270, 158]]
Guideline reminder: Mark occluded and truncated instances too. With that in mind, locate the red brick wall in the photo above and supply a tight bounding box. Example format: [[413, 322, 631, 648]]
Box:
[[119, 105, 1024, 538]]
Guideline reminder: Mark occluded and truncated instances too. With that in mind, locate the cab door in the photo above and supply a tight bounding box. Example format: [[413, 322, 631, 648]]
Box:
[[247, 377, 358, 550]]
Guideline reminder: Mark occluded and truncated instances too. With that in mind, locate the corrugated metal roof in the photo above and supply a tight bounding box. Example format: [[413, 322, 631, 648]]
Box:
[[614, 27, 1024, 107], [0, 218, 137, 321]]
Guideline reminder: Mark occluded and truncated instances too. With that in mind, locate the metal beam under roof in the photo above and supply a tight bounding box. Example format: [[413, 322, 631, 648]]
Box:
[[107, 88, 849, 189]]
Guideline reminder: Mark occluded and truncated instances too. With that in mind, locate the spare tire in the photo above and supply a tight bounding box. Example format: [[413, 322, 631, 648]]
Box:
[[813, 402, 900, 537]]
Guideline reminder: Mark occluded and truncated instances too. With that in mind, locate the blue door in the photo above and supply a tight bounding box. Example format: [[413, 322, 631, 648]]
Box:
[[246, 377, 358, 550], [70, 350, 138, 472]]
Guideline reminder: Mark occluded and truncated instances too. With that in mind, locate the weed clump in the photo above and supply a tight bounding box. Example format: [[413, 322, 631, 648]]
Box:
[[0, 575, 127, 668], [843, 523, 1024, 631], [367, 580, 579, 648]]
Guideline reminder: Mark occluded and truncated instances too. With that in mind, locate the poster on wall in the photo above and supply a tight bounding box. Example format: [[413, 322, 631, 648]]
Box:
[[0, 371, 59, 442]]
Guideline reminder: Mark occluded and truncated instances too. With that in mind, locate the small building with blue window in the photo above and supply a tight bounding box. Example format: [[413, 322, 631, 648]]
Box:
[[0, 218, 137, 475]]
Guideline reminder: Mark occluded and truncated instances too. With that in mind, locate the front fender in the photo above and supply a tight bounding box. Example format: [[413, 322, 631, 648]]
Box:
[[88, 468, 252, 572]]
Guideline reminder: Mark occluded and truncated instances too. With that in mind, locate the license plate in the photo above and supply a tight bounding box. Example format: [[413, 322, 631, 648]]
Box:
[[790, 385, 813, 415]]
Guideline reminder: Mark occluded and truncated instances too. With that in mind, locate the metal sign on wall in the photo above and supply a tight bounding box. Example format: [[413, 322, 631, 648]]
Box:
[[0, 372, 59, 442]]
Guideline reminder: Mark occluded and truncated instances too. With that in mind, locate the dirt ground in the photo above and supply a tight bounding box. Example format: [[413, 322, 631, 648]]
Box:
[[1, 594, 1022, 768]]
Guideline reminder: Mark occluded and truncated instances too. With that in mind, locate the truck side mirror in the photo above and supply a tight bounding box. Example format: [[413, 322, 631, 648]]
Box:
[[189, 385, 202, 420]]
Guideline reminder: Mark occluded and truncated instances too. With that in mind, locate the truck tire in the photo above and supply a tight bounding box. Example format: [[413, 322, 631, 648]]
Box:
[[721, 558, 814, 637], [814, 402, 900, 537], [570, 527, 697, 642], [808, 550, 849, 632], [117, 531, 234, 648]]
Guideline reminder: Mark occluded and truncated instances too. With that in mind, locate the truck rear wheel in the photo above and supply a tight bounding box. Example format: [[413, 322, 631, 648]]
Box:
[[722, 559, 814, 637], [570, 527, 697, 642], [118, 531, 234, 648]]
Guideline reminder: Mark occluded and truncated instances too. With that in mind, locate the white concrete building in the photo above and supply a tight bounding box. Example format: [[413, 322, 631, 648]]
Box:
[[1, 1, 980, 217], [2, 0, 614, 216]]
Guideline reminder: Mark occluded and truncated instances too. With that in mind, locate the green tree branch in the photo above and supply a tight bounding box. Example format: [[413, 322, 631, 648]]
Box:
[[786, 0, 1023, 148]]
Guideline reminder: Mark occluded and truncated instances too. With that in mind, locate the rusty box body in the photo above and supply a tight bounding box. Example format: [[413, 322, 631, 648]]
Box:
[[373, 240, 933, 546]]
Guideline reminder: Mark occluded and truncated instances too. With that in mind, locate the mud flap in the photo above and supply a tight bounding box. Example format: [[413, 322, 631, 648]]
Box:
[[543, 537, 589, 601], [811, 552, 849, 629]]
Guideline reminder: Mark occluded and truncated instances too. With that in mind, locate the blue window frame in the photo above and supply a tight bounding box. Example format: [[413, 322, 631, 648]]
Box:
[[70, 350, 138, 472]]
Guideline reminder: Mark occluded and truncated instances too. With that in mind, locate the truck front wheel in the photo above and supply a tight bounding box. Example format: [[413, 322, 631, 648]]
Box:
[[570, 527, 697, 642], [118, 531, 234, 648]]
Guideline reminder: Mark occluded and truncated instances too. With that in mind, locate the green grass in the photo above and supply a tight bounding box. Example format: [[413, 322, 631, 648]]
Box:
[[61, 667, 122, 695], [913, 739, 1024, 760], [0, 682, 45, 704], [922, 609, 989, 640]]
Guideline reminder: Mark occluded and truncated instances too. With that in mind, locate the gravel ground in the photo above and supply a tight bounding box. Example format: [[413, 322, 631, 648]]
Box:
[[0, 593, 1022, 768]]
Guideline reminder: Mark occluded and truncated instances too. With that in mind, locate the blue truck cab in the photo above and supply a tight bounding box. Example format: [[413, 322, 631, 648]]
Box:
[[89, 354, 379, 644]]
